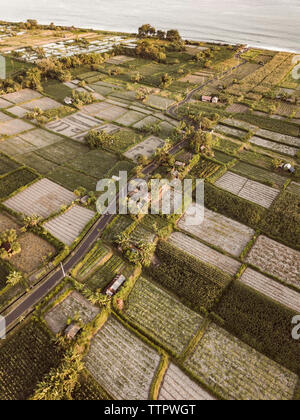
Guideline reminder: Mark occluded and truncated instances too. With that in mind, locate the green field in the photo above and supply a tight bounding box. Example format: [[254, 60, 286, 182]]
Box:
[[215, 281, 300, 375], [0, 320, 64, 400], [0, 154, 20, 176], [150, 241, 231, 312], [232, 161, 286, 188], [86, 255, 127, 291], [0, 168, 38, 199], [125, 276, 204, 355]]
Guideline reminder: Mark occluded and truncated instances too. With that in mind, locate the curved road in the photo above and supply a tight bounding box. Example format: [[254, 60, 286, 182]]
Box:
[[3, 53, 248, 332]]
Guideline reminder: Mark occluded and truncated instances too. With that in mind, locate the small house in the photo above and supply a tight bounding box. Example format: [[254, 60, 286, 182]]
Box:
[[211, 96, 219, 104], [202, 95, 212, 103], [104, 274, 126, 297]]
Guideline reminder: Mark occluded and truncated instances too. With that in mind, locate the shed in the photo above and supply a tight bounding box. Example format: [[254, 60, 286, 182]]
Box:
[[104, 274, 126, 297], [64, 323, 81, 340]]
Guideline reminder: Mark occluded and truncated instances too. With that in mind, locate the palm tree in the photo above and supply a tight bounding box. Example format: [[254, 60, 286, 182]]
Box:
[[6, 271, 23, 286]]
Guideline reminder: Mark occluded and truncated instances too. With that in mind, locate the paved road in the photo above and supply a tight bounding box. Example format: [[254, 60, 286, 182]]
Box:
[[3, 138, 188, 332]]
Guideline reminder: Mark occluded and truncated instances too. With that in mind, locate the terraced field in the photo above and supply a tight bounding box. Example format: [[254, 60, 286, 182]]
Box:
[[240, 268, 300, 313], [158, 363, 215, 400], [4, 178, 76, 218], [178, 205, 255, 257], [85, 317, 161, 400], [246, 235, 300, 290], [168, 232, 241, 275], [44, 205, 95, 246], [125, 277, 204, 355], [215, 171, 279, 208], [185, 323, 298, 400], [45, 291, 100, 335]]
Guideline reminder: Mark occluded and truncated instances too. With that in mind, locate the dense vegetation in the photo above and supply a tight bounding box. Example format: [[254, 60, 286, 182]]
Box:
[[150, 241, 231, 312], [214, 281, 300, 375]]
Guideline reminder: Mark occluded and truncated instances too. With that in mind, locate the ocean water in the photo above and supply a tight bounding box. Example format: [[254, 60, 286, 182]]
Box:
[[1, 0, 299, 52]]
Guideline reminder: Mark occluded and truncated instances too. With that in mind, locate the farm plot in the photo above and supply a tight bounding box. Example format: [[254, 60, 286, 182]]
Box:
[[47, 166, 97, 192], [0, 168, 38, 199], [240, 268, 300, 313], [115, 110, 145, 127], [125, 277, 204, 355], [124, 136, 165, 161], [89, 104, 127, 122], [106, 55, 135, 65], [75, 241, 112, 281], [178, 205, 254, 257], [0, 98, 12, 108], [232, 161, 286, 189], [250, 136, 298, 156], [190, 159, 221, 179], [179, 74, 208, 84], [0, 119, 33, 136], [0, 212, 19, 231], [158, 363, 215, 400], [226, 103, 249, 113], [221, 118, 258, 133], [0, 153, 20, 176], [215, 172, 279, 208], [44, 205, 95, 246], [133, 115, 161, 131], [18, 128, 63, 149], [0, 135, 37, 156], [129, 225, 156, 246], [215, 124, 246, 140], [255, 129, 300, 148], [4, 178, 76, 218], [86, 255, 127, 292], [68, 149, 118, 179], [0, 111, 13, 122], [0, 260, 10, 291], [0, 320, 63, 400], [144, 95, 174, 110], [102, 215, 133, 242], [46, 112, 102, 138], [246, 235, 300, 290], [10, 232, 55, 275], [21, 97, 61, 111], [85, 316, 161, 400], [35, 140, 89, 165], [44, 291, 100, 335], [1, 88, 41, 104], [184, 322, 298, 400], [168, 232, 241, 276], [287, 182, 300, 195]]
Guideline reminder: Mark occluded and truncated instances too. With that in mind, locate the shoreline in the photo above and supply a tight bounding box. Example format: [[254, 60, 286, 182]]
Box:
[[0, 19, 299, 55]]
